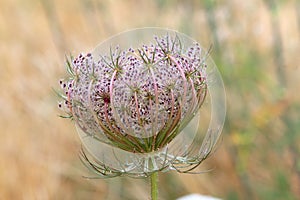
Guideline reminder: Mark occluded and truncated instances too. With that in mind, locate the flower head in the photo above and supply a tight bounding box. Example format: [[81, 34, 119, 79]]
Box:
[[58, 29, 225, 177]]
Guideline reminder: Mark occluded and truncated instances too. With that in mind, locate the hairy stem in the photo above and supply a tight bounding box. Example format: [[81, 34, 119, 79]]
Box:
[[150, 172, 158, 200]]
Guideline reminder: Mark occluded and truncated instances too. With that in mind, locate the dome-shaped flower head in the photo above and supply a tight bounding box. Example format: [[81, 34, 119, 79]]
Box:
[[58, 28, 226, 178]]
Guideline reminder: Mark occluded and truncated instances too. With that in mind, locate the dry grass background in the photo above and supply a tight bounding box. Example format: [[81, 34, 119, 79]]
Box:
[[0, 0, 300, 199]]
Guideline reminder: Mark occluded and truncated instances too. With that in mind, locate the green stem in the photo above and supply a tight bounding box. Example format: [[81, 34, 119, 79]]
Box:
[[150, 172, 158, 200]]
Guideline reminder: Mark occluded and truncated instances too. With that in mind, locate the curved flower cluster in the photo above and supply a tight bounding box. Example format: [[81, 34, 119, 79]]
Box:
[[58, 34, 210, 177]]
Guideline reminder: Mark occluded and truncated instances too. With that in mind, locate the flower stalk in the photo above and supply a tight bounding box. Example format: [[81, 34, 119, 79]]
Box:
[[150, 172, 158, 200]]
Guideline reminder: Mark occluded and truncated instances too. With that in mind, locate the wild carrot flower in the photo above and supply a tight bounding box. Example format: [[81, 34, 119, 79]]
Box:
[[58, 29, 225, 179]]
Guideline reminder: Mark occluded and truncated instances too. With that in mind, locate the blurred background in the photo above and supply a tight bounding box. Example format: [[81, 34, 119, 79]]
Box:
[[0, 0, 299, 199]]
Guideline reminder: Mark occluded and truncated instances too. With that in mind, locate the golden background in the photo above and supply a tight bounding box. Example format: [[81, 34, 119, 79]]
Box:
[[0, 0, 299, 199]]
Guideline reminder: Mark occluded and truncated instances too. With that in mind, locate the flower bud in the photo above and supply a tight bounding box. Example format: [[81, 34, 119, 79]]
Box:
[[58, 28, 225, 177]]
